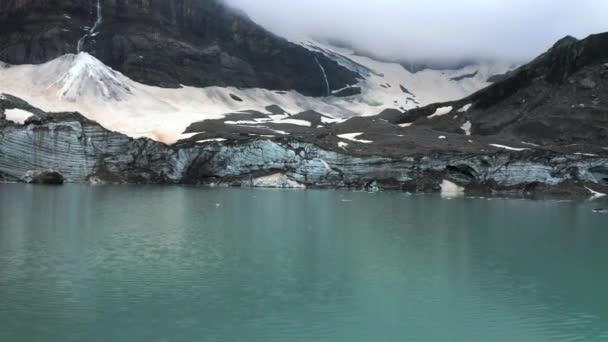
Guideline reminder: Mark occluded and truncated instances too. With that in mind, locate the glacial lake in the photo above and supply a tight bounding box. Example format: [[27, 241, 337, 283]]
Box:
[[0, 184, 607, 341]]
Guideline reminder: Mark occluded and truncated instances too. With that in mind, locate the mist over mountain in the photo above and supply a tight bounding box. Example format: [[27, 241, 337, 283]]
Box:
[[225, 0, 608, 65]]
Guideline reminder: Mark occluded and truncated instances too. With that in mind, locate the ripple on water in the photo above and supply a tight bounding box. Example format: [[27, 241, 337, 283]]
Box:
[[0, 185, 607, 341]]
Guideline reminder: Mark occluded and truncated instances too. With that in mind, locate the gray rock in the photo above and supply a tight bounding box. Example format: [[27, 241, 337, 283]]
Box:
[[248, 173, 306, 189], [580, 78, 597, 89]]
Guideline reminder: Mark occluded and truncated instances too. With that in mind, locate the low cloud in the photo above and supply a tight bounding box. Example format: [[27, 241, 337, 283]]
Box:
[[226, 0, 608, 62]]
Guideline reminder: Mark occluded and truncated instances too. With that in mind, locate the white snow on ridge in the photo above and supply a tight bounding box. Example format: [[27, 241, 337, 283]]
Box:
[[338, 133, 373, 144], [321, 116, 347, 124], [197, 138, 227, 144], [276, 119, 311, 127], [428, 106, 453, 118], [4, 108, 34, 124], [300, 39, 514, 111], [489, 144, 530, 151], [225, 116, 311, 127], [458, 103, 472, 112]]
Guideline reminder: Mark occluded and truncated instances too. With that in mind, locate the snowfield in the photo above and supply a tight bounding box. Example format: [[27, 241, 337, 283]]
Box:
[[301, 39, 515, 111], [0, 39, 514, 144]]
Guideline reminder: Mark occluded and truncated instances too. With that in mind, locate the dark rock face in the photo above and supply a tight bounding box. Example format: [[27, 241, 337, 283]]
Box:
[[450, 71, 478, 81], [0, 0, 359, 96], [486, 72, 511, 83]]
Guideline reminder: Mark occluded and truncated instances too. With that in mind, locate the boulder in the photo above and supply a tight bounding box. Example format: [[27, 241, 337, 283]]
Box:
[[579, 78, 597, 89], [250, 173, 305, 189]]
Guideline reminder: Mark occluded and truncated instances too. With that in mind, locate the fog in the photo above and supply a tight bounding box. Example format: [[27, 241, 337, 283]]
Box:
[[226, 0, 608, 63]]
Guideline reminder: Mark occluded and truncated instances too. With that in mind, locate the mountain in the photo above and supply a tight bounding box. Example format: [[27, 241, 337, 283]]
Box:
[[391, 33, 608, 150], [0, 39, 511, 143], [0, 0, 358, 96], [1, 1, 606, 195]]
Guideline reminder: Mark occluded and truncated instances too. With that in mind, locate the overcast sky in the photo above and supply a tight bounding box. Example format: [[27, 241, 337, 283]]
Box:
[[226, 0, 608, 62]]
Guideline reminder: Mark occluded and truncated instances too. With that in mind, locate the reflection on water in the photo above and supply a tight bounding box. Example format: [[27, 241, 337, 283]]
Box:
[[0, 184, 607, 341]]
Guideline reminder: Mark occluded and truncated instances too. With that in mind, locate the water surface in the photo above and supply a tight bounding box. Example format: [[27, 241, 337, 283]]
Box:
[[0, 185, 607, 341]]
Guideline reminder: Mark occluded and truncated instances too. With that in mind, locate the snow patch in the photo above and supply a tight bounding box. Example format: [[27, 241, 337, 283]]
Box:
[[197, 138, 227, 144], [489, 144, 530, 151], [438, 136, 447, 140], [276, 119, 311, 127], [321, 116, 347, 124], [585, 186, 606, 198], [458, 103, 472, 112], [225, 120, 259, 125], [178, 132, 201, 140], [461, 121, 472, 136], [399, 122, 413, 128], [338, 141, 349, 149], [575, 153, 598, 157], [337, 133, 373, 144], [4, 108, 34, 124], [428, 106, 453, 118]]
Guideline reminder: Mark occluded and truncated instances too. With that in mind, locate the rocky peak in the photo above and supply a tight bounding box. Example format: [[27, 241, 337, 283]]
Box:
[[0, 0, 359, 96]]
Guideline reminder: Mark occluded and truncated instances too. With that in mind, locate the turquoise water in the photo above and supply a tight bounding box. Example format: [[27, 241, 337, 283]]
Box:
[[0, 184, 607, 341]]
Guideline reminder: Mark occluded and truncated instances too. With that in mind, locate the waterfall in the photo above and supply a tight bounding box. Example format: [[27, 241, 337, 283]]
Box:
[[314, 57, 330, 97], [77, 0, 103, 53]]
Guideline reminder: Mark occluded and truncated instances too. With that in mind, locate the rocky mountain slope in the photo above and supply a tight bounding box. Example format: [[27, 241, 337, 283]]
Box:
[[0, 41, 510, 143], [392, 33, 608, 149], [0, 0, 358, 96], [1, 93, 606, 196]]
